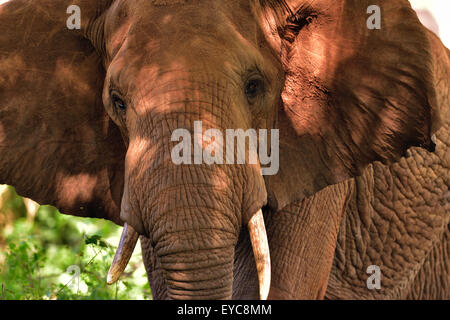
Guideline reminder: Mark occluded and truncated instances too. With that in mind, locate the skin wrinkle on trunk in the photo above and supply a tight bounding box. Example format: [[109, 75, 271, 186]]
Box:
[[120, 74, 267, 299], [161, 235, 235, 299], [141, 235, 169, 299], [130, 136, 237, 298]]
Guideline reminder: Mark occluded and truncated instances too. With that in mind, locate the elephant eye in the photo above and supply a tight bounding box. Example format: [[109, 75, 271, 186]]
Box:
[[283, 11, 316, 43], [112, 94, 127, 111], [245, 79, 264, 103]]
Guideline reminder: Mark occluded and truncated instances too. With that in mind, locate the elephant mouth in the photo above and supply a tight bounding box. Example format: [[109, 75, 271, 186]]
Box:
[[106, 208, 271, 300]]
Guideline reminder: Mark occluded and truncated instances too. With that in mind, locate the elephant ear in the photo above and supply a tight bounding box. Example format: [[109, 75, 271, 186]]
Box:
[[0, 0, 125, 224], [264, 0, 442, 210]]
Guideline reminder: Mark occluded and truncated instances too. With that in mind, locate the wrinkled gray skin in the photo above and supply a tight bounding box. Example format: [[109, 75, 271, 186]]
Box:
[[139, 120, 450, 299], [229, 39, 450, 299], [0, 0, 448, 300], [229, 125, 449, 300], [327, 36, 450, 299], [330, 142, 449, 299], [328, 127, 449, 299]]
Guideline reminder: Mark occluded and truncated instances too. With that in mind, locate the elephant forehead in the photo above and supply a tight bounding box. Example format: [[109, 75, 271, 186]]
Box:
[[120, 0, 259, 42], [151, 0, 189, 5]]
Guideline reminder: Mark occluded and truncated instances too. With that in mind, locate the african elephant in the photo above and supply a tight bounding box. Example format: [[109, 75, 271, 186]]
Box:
[[0, 0, 448, 300]]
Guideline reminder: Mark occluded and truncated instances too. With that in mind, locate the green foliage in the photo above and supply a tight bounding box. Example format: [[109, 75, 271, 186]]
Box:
[[2, 240, 46, 299], [0, 186, 151, 300]]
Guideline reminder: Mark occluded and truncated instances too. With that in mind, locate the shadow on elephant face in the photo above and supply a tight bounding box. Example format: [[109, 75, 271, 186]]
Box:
[[0, 0, 443, 299]]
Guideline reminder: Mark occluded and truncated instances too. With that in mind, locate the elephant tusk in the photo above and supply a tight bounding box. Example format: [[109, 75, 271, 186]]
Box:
[[107, 223, 139, 285], [248, 209, 271, 300]]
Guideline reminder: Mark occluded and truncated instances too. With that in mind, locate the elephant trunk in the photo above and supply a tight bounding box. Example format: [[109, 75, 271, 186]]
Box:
[[157, 228, 236, 299], [108, 208, 270, 299], [107, 85, 269, 298], [163, 209, 270, 299]]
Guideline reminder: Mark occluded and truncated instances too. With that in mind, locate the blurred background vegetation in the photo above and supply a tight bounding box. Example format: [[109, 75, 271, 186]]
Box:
[[0, 185, 151, 300]]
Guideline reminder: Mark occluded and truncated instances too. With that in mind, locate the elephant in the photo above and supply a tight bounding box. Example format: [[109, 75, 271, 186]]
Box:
[[0, 0, 448, 300]]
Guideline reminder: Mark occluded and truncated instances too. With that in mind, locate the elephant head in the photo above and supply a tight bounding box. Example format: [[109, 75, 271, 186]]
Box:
[[0, 0, 444, 299]]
